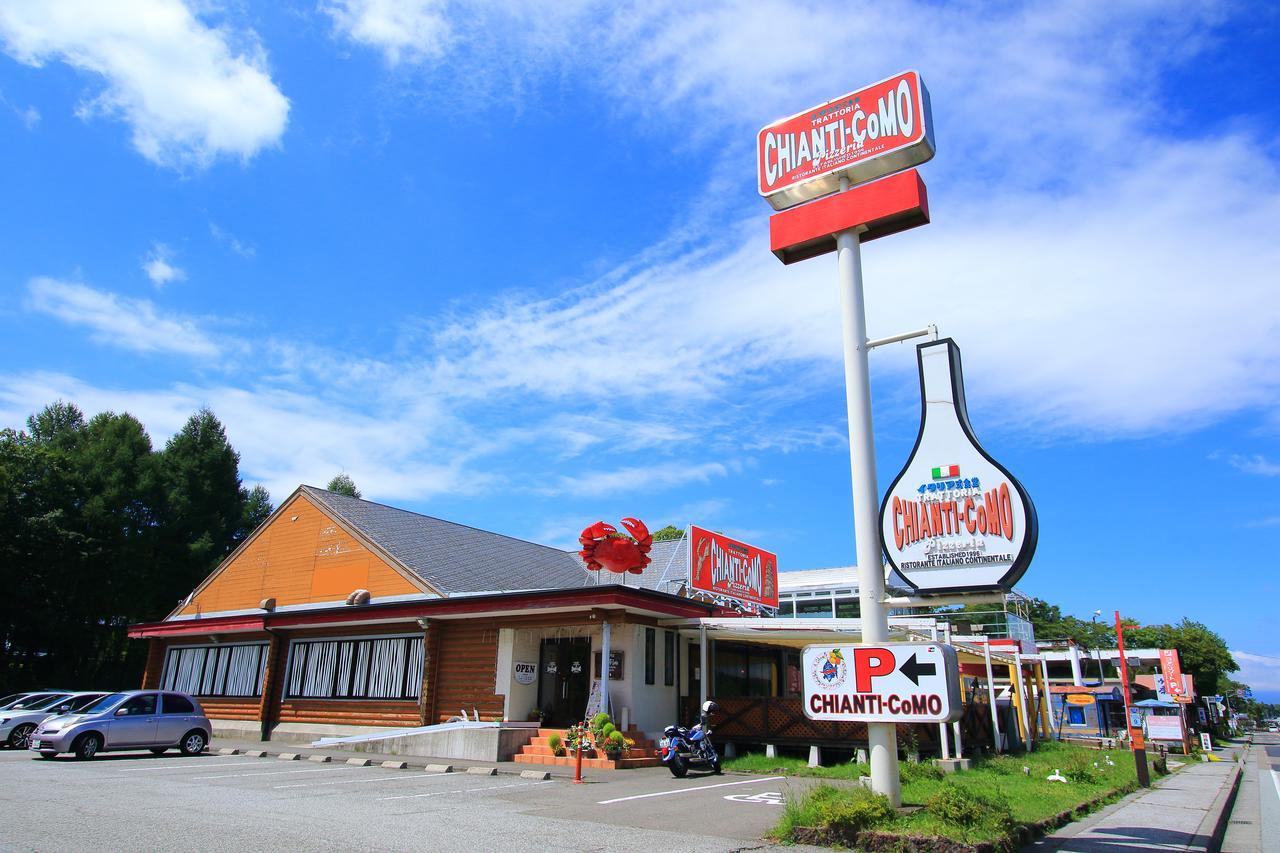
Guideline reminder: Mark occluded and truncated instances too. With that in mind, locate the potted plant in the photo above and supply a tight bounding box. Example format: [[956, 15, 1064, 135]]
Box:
[[527, 707, 543, 723], [601, 730, 628, 757], [565, 722, 593, 756], [547, 732, 565, 757]]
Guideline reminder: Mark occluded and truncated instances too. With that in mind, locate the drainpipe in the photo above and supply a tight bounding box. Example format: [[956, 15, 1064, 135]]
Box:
[[699, 622, 708, 709]]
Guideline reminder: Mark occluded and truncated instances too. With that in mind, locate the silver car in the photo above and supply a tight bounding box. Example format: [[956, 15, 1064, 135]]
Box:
[[1, 692, 106, 749], [29, 690, 212, 760]]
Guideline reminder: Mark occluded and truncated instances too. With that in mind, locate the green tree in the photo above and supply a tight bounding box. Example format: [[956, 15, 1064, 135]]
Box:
[[158, 408, 245, 574], [238, 484, 273, 539], [1127, 619, 1238, 697], [326, 473, 361, 498], [650, 524, 684, 542]]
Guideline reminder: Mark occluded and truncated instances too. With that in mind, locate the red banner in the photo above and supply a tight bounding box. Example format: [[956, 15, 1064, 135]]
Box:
[[1159, 649, 1186, 698], [689, 525, 778, 611]]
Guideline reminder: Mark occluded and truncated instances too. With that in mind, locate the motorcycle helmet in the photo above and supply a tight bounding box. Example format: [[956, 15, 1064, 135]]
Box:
[[663, 724, 679, 737], [701, 700, 720, 716]]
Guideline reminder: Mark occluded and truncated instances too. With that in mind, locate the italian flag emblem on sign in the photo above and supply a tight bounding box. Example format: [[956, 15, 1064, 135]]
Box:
[[931, 465, 960, 479]]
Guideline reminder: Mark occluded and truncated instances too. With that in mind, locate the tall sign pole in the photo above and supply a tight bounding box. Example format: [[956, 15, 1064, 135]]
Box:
[[834, 178, 900, 806], [1114, 611, 1151, 787], [761, 71, 936, 807]]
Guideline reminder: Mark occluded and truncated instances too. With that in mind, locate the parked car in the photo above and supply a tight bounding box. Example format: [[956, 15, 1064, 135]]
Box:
[[0, 692, 69, 712], [29, 690, 211, 760], [0, 692, 106, 749]]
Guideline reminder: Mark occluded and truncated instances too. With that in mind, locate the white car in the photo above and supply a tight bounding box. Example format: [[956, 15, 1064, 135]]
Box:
[[0, 693, 107, 750]]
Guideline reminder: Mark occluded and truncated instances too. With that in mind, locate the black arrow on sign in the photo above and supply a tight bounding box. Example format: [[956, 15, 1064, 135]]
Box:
[[899, 653, 937, 685]]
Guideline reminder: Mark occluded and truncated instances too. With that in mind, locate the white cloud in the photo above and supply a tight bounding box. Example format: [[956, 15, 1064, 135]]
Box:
[[0, 0, 289, 168], [26, 278, 220, 357], [1232, 651, 1280, 694], [323, 0, 451, 65], [209, 222, 255, 258], [551, 461, 730, 497], [142, 243, 185, 287], [1222, 454, 1280, 477]]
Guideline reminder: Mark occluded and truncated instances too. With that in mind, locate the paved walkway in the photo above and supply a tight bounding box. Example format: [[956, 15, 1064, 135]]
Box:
[[1222, 733, 1279, 853], [1030, 754, 1242, 851]]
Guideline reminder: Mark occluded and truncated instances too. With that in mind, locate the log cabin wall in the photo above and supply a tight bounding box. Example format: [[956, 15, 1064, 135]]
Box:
[[431, 620, 504, 723]]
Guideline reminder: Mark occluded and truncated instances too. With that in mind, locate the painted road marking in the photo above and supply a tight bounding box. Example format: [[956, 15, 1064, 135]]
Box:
[[724, 791, 785, 805], [196, 767, 337, 780], [115, 759, 257, 772], [596, 776, 786, 805], [379, 780, 551, 801], [275, 772, 459, 789]]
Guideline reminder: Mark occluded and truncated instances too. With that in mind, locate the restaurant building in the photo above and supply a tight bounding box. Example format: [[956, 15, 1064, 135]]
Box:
[[129, 486, 1047, 761]]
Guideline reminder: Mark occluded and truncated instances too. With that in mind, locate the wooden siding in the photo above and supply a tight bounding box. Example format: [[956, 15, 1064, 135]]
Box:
[[176, 493, 422, 617], [199, 696, 261, 721], [141, 639, 165, 689], [277, 699, 420, 727], [431, 621, 504, 723]]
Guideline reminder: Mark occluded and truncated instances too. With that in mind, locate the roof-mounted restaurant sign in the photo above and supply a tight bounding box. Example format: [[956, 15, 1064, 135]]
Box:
[[757, 70, 935, 211], [879, 339, 1038, 595], [689, 525, 778, 612]]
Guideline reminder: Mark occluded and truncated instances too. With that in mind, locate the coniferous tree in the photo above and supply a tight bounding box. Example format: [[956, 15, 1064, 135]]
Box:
[[326, 473, 361, 498]]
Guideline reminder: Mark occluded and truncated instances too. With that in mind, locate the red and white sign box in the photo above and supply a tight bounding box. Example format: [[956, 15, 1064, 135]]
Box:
[[757, 70, 935, 211], [689, 525, 778, 610], [802, 643, 962, 723], [1158, 649, 1186, 698]]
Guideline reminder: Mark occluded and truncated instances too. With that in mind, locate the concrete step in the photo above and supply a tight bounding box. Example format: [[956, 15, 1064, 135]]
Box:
[[512, 752, 664, 770]]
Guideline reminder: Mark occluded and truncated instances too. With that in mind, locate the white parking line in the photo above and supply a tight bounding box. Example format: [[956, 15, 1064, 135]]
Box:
[[196, 768, 337, 780], [115, 759, 258, 772], [596, 776, 786, 805], [275, 772, 457, 789], [379, 780, 551, 801]]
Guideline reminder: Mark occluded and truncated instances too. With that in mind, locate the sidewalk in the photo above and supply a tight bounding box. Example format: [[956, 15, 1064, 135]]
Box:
[[1029, 756, 1242, 851]]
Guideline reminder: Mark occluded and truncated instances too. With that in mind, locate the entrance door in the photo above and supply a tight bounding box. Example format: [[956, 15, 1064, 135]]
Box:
[[538, 638, 590, 727]]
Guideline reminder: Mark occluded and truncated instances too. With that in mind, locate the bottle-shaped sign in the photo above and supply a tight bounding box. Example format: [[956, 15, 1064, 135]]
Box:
[[879, 339, 1037, 595]]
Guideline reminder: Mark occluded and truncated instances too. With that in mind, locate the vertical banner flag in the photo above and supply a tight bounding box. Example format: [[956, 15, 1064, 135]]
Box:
[[1158, 649, 1186, 699]]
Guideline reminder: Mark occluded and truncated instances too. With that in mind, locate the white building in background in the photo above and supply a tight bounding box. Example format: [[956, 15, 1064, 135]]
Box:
[[775, 565, 1036, 643]]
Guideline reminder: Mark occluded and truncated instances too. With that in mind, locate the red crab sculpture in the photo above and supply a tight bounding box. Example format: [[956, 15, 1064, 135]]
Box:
[[579, 518, 652, 574]]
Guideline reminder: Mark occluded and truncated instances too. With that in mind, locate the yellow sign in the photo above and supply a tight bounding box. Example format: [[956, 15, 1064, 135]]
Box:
[[1065, 694, 1095, 706]]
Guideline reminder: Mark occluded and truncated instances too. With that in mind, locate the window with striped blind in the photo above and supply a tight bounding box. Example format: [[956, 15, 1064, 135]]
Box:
[[161, 643, 268, 697], [284, 635, 424, 701]]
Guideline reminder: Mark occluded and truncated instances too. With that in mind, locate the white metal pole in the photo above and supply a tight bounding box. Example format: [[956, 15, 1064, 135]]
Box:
[[601, 619, 611, 718], [1040, 657, 1054, 739], [938, 723, 949, 760], [983, 640, 1003, 753], [836, 175, 900, 807], [699, 623, 708, 708], [1069, 644, 1084, 687]]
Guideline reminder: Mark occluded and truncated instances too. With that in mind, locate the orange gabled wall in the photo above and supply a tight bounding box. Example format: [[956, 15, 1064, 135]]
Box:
[[176, 493, 423, 617]]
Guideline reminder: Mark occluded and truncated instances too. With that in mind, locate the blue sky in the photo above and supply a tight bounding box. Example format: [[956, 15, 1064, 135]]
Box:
[[2, 1, 1279, 699]]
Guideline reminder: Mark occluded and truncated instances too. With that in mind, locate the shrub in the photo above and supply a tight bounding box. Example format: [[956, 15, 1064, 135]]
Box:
[[926, 781, 1014, 831], [547, 733, 564, 757], [899, 760, 944, 783], [603, 730, 627, 755], [601, 722, 617, 739], [591, 712, 612, 732], [1063, 751, 1101, 784], [773, 784, 896, 840]]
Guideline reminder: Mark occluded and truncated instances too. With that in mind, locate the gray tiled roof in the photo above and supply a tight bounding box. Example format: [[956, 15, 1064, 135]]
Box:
[[302, 486, 591, 596]]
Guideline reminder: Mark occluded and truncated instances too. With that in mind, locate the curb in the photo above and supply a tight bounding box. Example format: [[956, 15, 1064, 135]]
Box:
[[210, 743, 570, 780], [1194, 761, 1243, 852]]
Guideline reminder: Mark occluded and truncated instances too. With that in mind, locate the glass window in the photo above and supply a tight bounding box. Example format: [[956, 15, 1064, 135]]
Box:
[[120, 694, 158, 716], [67, 694, 104, 712], [644, 628, 656, 686], [796, 598, 833, 618], [1067, 706, 1086, 726], [84, 693, 127, 714], [20, 693, 71, 711], [162, 693, 195, 714], [712, 643, 779, 698], [835, 598, 860, 619], [162, 643, 268, 697], [285, 636, 423, 700], [663, 631, 675, 686], [776, 600, 795, 618]]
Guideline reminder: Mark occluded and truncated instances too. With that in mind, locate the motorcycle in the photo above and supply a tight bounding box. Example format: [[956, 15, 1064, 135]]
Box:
[[660, 700, 722, 778]]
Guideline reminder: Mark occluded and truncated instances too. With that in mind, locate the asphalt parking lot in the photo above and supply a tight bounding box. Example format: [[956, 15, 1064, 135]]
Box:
[[0, 748, 829, 852]]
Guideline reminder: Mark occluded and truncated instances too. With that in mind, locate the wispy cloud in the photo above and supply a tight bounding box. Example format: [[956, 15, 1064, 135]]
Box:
[[0, 0, 289, 168], [209, 222, 255, 258], [1232, 650, 1280, 693], [142, 243, 185, 287], [26, 278, 219, 357], [1222, 453, 1280, 477], [550, 461, 731, 498]]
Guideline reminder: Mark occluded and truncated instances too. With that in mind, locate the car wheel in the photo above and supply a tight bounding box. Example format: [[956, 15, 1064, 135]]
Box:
[[8, 723, 35, 749], [179, 730, 207, 756], [149, 747, 168, 755], [74, 733, 102, 760], [38, 751, 57, 760]]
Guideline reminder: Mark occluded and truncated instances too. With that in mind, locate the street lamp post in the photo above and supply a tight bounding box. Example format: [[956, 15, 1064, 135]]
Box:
[[1113, 610, 1151, 787]]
